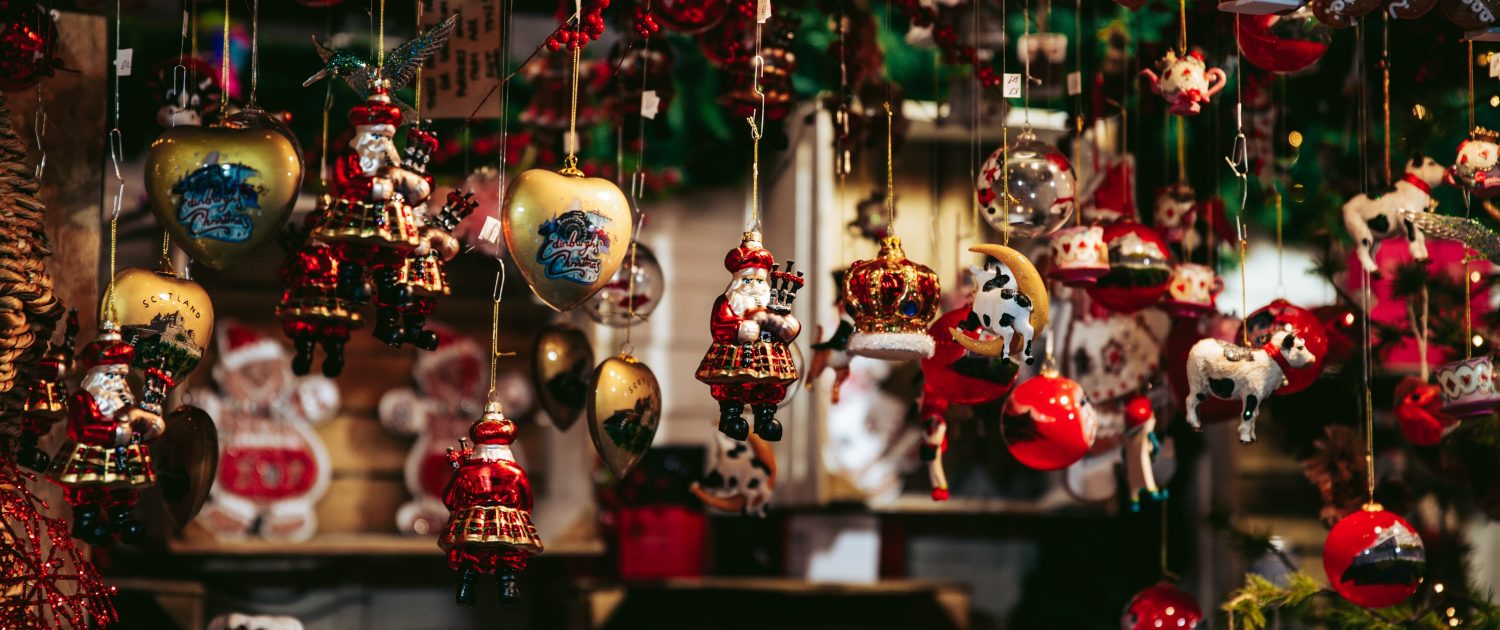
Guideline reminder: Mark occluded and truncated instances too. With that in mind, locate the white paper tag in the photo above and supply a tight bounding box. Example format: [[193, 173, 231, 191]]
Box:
[[115, 49, 134, 77], [641, 90, 661, 120], [1067, 71, 1082, 96], [1003, 73, 1022, 98], [1490, 52, 1500, 79], [756, 0, 771, 23], [478, 216, 503, 244]]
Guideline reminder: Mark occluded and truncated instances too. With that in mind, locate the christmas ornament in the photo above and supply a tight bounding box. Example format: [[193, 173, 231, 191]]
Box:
[[1086, 222, 1173, 313], [976, 131, 1077, 239], [1078, 151, 1138, 224], [587, 354, 662, 478], [1218, 0, 1304, 14], [1122, 583, 1203, 630], [1164, 315, 1243, 421], [1404, 210, 1500, 263], [1162, 263, 1222, 318], [532, 325, 593, 430], [144, 107, 305, 270], [47, 322, 166, 545], [691, 431, 776, 516], [1344, 155, 1447, 274], [1243, 299, 1330, 394], [1323, 505, 1426, 608], [0, 459, 117, 628], [1312, 0, 1357, 28], [1152, 183, 1197, 246], [1434, 355, 1500, 417], [0, 2, 58, 90], [152, 404, 218, 530], [1326, 0, 1385, 17], [652, 0, 728, 33], [1140, 50, 1226, 116], [1123, 395, 1166, 511], [1438, 0, 1498, 30], [920, 306, 1019, 405], [1449, 128, 1500, 196], [194, 322, 335, 543], [501, 168, 633, 311], [15, 310, 76, 472], [583, 242, 665, 327], [948, 244, 1051, 364], [147, 56, 221, 127], [102, 263, 214, 383], [1184, 329, 1316, 444], [1001, 370, 1098, 471], [919, 388, 953, 500], [277, 225, 361, 377], [1048, 225, 1110, 285], [807, 271, 855, 403], [1067, 311, 1167, 403], [441, 400, 543, 607], [1393, 376, 1460, 446], [1389, 0, 1440, 19], [303, 15, 458, 118], [1236, 8, 1332, 74], [697, 232, 804, 441], [844, 236, 940, 360], [721, 13, 798, 120]]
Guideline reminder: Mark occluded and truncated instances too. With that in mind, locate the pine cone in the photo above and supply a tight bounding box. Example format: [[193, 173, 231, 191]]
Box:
[[1303, 425, 1368, 526]]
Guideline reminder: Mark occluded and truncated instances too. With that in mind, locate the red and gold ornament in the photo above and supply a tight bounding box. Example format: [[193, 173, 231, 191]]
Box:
[[1140, 50, 1226, 117], [1324, 504, 1426, 608], [1001, 370, 1097, 471], [1086, 221, 1173, 314], [1235, 7, 1332, 74], [1122, 582, 1203, 630], [14, 310, 76, 472], [844, 236, 940, 360], [1242, 299, 1329, 394]]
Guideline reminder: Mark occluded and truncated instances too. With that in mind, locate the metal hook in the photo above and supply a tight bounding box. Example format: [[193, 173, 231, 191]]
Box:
[[107, 128, 124, 183], [492, 258, 507, 303], [31, 99, 45, 181]]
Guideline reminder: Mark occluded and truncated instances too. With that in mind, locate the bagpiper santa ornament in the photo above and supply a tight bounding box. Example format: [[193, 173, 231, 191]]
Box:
[[47, 321, 168, 545], [440, 400, 542, 607], [276, 218, 361, 377], [15, 310, 78, 472], [696, 231, 805, 441]]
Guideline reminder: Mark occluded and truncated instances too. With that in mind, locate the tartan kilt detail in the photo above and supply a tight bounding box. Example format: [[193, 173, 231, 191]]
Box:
[[440, 505, 544, 554], [696, 341, 798, 384]]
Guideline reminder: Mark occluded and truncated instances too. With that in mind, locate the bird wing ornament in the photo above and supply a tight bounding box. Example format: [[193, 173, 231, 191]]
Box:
[[302, 15, 459, 120], [1403, 209, 1500, 263]]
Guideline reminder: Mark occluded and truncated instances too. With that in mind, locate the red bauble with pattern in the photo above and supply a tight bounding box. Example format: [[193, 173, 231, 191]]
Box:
[[1122, 583, 1203, 630], [1242, 299, 1328, 394], [1086, 222, 1172, 314], [1001, 371, 1096, 470], [1236, 11, 1332, 75], [1323, 507, 1426, 608], [919, 306, 1018, 406]]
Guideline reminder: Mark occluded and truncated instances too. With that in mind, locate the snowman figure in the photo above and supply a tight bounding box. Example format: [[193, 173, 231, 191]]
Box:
[[379, 325, 533, 535], [194, 321, 338, 542]]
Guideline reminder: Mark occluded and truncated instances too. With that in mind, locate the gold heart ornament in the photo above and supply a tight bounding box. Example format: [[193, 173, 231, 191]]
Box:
[[531, 324, 595, 431], [585, 353, 661, 478], [102, 266, 215, 382], [502, 168, 633, 311], [145, 108, 304, 270]]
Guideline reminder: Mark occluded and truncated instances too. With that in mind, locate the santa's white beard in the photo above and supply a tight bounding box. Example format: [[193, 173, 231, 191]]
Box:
[[81, 366, 133, 417], [353, 130, 396, 174], [725, 283, 770, 315]]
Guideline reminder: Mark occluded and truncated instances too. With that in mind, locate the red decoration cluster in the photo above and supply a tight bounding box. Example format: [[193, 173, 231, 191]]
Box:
[[546, 0, 610, 51], [633, 6, 661, 39], [0, 458, 117, 629], [891, 0, 1001, 88]]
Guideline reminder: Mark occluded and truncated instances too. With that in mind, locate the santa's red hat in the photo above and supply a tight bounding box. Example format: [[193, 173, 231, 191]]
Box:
[[349, 89, 403, 128], [724, 231, 775, 273], [79, 322, 134, 371], [216, 320, 285, 370]]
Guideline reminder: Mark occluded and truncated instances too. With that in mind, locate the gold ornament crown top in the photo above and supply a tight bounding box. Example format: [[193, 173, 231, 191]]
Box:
[[843, 236, 941, 335], [1474, 126, 1499, 143]]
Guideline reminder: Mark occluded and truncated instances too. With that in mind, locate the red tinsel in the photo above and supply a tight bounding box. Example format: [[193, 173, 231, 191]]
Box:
[[0, 457, 116, 629]]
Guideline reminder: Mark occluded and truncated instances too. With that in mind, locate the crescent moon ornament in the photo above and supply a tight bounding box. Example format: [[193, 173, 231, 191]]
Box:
[[949, 244, 1050, 362]]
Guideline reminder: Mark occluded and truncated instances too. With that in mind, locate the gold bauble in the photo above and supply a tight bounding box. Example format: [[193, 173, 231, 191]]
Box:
[[501, 168, 633, 311], [102, 266, 215, 380], [585, 354, 661, 478]]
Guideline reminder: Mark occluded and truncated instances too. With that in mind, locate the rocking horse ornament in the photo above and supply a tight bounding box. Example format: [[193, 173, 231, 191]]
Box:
[[1140, 50, 1227, 116], [1343, 154, 1448, 274]]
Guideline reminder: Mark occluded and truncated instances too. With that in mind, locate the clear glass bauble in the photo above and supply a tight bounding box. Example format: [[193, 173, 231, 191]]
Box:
[[583, 242, 665, 327], [976, 130, 1077, 239]]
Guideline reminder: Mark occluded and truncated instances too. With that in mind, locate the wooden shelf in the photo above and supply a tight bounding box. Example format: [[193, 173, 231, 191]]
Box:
[[168, 532, 605, 558]]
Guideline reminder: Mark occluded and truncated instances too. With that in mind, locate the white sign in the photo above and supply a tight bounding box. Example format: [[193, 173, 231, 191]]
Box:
[[1003, 73, 1022, 98], [115, 49, 134, 77], [420, 0, 503, 119]]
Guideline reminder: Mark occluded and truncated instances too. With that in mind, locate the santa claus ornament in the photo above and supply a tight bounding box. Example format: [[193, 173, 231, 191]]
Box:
[[1449, 127, 1500, 197], [277, 221, 361, 377], [697, 231, 805, 441], [194, 322, 336, 543], [947, 244, 1050, 365], [1140, 50, 1226, 116], [1323, 504, 1426, 608], [1122, 582, 1203, 630], [1002, 370, 1098, 471], [1123, 395, 1166, 511], [15, 310, 77, 472]]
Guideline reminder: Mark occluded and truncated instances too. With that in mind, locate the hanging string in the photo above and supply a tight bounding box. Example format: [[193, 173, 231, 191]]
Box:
[[1381, 13, 1391, 186], [1465, 42, 1477, 359], [999, 0, 1009, 245], [1178, 0, 1187, 52], [1274, 189, 1284, 297], [105, 0, 125, 321], [249, 0, 259, 105], [220, 0, 229, 104], [414, 0, 423, 118], [487, 261, 511, 398], [1022, 0, 1032, 130], [1361, 263, 1375, 505], [377, 0, 386, 70], [1073, 0, 1082, 227], [1227, 15, 1249, 344], [748, 118, 763, 230], [562, 44, 583, 175], [1469, 41, 1476, 131], [1160, 497, 1176, 581], [497, 0, 514, 194], [320, 81, 333, 191], [884, 102, 896, 229], [1175, 117, 1185, 183]]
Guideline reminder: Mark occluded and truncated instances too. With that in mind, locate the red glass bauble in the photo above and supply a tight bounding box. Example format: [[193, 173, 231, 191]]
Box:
[[920, 306, 1019, 405], [1323, 506, 1426, 608], [653, 0, 729, 33], [1001, 371, 1096, 471], [0, 1, 58, 91], [1121, 582, 1203, 630], [1086, 222, 1172, 314], [1242, 299, 1328, 394], [1236, 9, 1331, 74]]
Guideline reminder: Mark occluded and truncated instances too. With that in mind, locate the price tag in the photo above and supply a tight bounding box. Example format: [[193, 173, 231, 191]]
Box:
[[1489, 51, 1500, 79], [756, 0, 771, 23], [641, 90, 661, 120], [115, 49, 134, 77], [1067, 71, 1082, 96], [1003, 73, 1022, 98], [478, 217, 503, 244]]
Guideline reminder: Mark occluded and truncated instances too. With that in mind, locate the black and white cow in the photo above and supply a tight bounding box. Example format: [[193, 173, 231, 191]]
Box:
[[963, 263, 1037, 364], [691, 433, 776, 516], [1343, 154, 1446, 274], [1184, 330, 1316, 444]]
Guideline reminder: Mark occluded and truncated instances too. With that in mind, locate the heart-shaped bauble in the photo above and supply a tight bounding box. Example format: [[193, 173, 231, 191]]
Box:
[[502, 168, 634, 311], [145, 107, 304, 270], [102, 266, 215, 381], [153, 404, 220, 531], [531, 325, 594, 430], [586, 354, 661, 478]]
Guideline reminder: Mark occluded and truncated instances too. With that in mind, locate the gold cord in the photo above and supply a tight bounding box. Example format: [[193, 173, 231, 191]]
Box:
[[1363, 264, 1375, 503], [1000, 126, 1009, 246], [489, 299, 499, 394], [884, 102, 895, 228], [220, 0, 229, 104], [414, 0, 422, 118], [1382, 13, 1391, 186], [377, 0, 386, 70], [161, 231, 171, 262], [1469, 41, 1476, 131], [1466, 257, 1474, 360], [1178, 0, 1187, 53], [1160, 496, 1170, 579], [749, 118, 761, 228], [1274, 189, 1283, 293], [562, 44, 582, 175], [104, 216, 118, 322], [1175, 116, 1186, 183], [1239, 238, 1249, 347]]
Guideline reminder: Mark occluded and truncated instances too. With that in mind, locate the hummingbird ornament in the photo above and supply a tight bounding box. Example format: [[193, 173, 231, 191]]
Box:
[[302, 14, 459, 121]]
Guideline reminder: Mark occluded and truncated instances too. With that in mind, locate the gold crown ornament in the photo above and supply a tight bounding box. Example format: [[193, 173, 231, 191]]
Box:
[[1473, 126, 1500, 144], [843, 236, 941, 361]]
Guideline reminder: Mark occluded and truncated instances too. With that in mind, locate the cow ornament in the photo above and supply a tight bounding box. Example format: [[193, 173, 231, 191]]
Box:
[[691, 431, 777, 516], [949, 244, 1050, 364], [1343, 154, 1447, 274], [1184, 329, 1317, 444]]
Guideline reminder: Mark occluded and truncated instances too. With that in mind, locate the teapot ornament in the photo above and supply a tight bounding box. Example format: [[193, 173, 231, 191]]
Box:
[[1140, 50, 1226, 116]]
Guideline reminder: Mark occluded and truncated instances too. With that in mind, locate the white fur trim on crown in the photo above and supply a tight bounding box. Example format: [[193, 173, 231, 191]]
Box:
[[219, 340, 285, 370], [847, 332, 936, 361]]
